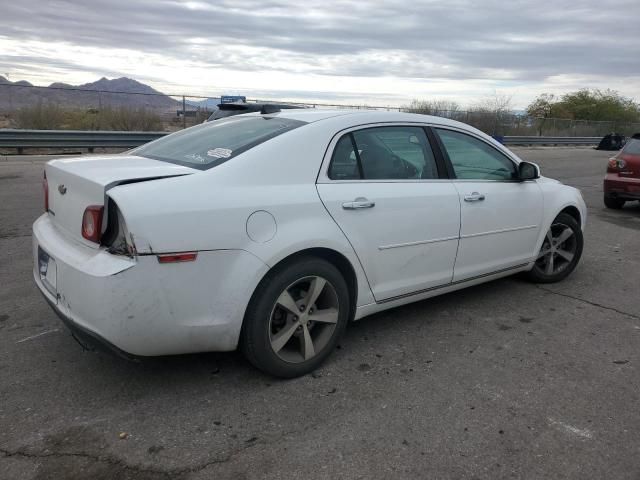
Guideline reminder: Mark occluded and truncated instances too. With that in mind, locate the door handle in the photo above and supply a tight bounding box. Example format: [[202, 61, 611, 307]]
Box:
[[342, 197, 376, 210], [464, 192, 485, 202]]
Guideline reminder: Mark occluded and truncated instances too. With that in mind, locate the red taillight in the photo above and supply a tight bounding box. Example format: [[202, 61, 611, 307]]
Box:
[[43, 171, 49, 212], [82, 205, 104, 243], [608, 158, 626, 171], [157, 252, 198, 263]]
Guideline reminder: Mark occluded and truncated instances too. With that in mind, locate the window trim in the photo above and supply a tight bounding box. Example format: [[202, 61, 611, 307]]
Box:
[[321, 122, 449, 183], [348, 132, 365, 179], [430, 126, 521, 182]]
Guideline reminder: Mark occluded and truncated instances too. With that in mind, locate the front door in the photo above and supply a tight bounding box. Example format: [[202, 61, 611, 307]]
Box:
[[433, 128, 543, 282], [317, 125, 460, 301]]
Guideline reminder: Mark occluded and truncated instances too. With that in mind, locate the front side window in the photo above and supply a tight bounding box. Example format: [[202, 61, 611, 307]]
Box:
[[435, 129, 517, 180], [133, 116, 306, 170], [328, 126, 439, 180]]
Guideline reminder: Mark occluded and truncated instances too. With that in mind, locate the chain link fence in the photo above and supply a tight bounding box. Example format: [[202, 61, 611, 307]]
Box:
[[1, 83, 639, 137], [399, 108, 640, 137]]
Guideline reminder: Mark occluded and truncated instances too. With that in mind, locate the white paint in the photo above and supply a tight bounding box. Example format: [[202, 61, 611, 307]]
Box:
[[33, 110, 587, 357], [16, 328, 60, 344], [246, 210, 277, 243], [548, 418, 594, 439]]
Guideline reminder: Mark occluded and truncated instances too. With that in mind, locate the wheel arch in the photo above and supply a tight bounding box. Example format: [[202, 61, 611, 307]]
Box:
[[249, 247, 360, 324], [558, 205, 582, 228]]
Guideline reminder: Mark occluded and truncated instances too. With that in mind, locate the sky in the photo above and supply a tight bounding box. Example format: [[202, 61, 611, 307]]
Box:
[[1, 0, 639, 109]]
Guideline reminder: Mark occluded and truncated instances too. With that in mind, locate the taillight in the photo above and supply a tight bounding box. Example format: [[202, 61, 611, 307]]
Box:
[[82, 206, 104, 243], [608, 158, 626, 171], [43, 171, 49, 212]]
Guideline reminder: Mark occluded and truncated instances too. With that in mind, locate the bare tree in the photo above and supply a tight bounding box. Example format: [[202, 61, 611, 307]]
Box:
[[402, 99, 462, 119], [469, 91, 514, 135]]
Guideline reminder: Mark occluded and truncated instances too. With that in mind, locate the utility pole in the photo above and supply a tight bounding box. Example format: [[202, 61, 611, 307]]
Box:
[[182, 96, 186, 129]]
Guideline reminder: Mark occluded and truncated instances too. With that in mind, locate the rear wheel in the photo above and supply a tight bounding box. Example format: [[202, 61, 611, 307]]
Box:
[[526, 213, 583, 283], [604, 194, 625, 209], [241, 257, 350, 378]]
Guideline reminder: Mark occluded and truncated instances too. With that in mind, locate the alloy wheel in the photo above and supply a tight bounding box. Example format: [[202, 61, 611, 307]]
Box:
[[268, 276, 339, 363], [535, 222, 578, 275]]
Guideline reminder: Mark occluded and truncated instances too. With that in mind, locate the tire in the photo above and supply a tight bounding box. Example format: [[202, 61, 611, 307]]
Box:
[[604, 194, 625, 209], [525, 212, 583, 284], [241, 256, 350, 378]]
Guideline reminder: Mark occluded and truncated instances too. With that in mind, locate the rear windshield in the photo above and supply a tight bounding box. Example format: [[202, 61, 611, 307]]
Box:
[[622, 138, 640, 155], [132, 116, 306, 169], [208, 109, 248, 121]]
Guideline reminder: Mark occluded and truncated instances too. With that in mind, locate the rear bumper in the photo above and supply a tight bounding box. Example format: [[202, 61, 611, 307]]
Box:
[[33, 214, 269, 356], [40, 289, 138, 360], [604, 174, 640, 200]]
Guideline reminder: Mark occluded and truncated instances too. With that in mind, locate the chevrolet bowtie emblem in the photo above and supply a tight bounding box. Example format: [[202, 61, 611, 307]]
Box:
[[58, 184, 67, 195]]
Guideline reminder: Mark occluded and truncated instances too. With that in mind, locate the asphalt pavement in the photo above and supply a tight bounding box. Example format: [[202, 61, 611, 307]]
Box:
[[0, 147, 639, 479]]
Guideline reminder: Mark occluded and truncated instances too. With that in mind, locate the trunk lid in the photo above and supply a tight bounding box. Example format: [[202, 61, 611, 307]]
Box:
[[45, 154, 195, 246], [617, 139, 640, 179], [618, 152, 640, 179]]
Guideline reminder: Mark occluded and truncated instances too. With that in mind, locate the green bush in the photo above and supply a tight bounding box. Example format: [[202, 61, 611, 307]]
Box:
[[12, 105, 163, 131], [97, 106, 163, 131], [15, 102, 66, 129]]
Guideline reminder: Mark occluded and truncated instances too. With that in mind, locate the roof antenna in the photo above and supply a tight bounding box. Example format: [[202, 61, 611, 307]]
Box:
[[260, 105, 280, 114]]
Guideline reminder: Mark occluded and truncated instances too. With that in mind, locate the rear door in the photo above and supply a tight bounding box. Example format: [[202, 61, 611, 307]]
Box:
[[433, 127, 543, 281], [317, 125, 460, 302]]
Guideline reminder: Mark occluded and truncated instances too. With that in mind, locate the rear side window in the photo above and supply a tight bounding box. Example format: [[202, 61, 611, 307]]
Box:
[[622, 138, 640, 155], [435, 129, 517, 180], [133, 116, 306, 170], [328, 126, 439, 180]]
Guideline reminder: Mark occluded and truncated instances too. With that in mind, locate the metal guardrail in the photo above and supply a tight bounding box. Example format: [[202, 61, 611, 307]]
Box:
[[0, 129, 600, 154], [0, 129, 167, 154]]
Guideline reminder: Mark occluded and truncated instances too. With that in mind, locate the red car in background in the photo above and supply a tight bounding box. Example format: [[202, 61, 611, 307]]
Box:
[[604, 136, 640, 209]]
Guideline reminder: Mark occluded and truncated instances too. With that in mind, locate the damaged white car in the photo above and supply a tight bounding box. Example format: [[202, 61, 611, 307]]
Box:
[[33, 109, 586, 377]]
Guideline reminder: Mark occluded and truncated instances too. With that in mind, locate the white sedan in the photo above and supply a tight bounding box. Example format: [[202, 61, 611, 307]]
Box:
[[33, 110, 586, 377]]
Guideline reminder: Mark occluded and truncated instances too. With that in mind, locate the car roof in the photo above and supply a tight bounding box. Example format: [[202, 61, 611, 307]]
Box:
[[262, 108, 472, 129]]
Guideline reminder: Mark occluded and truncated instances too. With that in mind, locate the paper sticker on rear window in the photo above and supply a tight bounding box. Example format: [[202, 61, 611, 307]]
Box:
[[207, 148, 232, 158]]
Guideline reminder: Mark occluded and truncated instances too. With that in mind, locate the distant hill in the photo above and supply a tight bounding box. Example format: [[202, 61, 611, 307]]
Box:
[[185, 97, 221, 110], [0, 76, 181, 111]]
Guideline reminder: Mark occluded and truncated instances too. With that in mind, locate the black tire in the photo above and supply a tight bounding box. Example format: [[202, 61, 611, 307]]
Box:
[[604, 194, 625, 209], [241, 256, 350, 378], [525, 213, 583, 284]]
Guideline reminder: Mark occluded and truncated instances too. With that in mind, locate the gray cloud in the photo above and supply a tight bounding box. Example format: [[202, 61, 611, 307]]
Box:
[[1, 0, 639, 93]]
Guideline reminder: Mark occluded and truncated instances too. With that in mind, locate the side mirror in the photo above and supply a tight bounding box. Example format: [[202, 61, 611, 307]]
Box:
[[518, 161, 540, 181]]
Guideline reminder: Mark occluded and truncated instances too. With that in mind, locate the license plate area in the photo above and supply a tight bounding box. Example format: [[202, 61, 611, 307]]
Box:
[[38, 246, 57, 298]]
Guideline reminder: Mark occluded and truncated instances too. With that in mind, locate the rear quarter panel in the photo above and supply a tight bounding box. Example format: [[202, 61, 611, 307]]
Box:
[[107, 123, 376, 307]]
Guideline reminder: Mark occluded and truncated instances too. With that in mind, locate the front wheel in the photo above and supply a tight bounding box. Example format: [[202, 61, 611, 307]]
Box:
[[526, 213, 583, 283], [241, 257, 350, 378]]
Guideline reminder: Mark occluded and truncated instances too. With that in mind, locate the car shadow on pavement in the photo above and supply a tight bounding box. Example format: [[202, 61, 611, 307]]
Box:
[[60, 275, 526, 389]]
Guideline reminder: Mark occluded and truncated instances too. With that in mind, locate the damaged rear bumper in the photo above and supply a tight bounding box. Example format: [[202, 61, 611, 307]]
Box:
[[40, 289, 138, 360], [32, 214, 269, 357]]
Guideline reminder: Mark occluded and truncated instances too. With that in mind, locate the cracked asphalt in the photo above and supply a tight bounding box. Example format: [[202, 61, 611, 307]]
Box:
[[1, 147, 639, 480]]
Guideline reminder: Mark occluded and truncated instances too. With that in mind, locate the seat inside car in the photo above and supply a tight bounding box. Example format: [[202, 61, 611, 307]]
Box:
[[330, 138, 360, 180]]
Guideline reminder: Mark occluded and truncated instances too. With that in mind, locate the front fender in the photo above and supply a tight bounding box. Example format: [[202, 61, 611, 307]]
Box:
[[533, 182, 587, 261]]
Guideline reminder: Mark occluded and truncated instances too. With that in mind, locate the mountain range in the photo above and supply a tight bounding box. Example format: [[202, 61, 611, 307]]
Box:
[[0, 77, 187, 111]]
